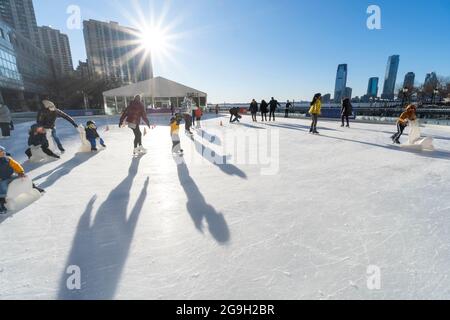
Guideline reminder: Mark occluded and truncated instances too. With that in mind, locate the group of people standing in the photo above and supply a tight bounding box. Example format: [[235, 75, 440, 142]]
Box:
[[248, 97, 282, 123]]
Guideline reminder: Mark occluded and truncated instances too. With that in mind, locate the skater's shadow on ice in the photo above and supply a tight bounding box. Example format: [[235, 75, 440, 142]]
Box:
[[176, 161, 230, 244], [265, 122, 337, 132], [189, 136, 247, 179], [196, 129, 222, 146], [320, 134, 450, 161], [57, 158, 148, 300], [239, 123, 265, 130], [32, 153, 99, 189]]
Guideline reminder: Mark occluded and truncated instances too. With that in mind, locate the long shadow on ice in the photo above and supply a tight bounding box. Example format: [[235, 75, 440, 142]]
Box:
[[196, 129, 222, 146], [57, 158, 148, 300], [320, 134, 450, 161], [176, 159, 230, 244], [32, 153, 99, 189], [189, 136, 247, 179]]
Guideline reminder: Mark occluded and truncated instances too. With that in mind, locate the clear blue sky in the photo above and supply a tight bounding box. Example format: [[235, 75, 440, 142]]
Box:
[[34, 0, 450, 103]]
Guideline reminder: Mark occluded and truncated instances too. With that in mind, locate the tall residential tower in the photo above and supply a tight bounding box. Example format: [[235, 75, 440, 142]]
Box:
[[83, 19, 153, 83], [0, 0, 40, 48], [381, 55, 400, 100], [38, 26, 74, 75], [334, 64, 348, 103]]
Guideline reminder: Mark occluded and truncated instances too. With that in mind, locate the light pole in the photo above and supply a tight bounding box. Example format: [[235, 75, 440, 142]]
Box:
[[432, 88, 439, 105], [401, 88, 409, 107]]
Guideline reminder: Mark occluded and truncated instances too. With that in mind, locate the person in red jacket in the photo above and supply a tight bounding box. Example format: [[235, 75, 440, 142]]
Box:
[[194, 107, 203, 129], [119, 95, 151, 155]]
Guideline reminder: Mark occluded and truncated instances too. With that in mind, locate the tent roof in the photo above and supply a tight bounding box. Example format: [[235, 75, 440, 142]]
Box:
[[103, 76, 207, 98]]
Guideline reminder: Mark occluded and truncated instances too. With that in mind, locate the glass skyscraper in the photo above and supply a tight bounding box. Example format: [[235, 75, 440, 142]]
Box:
[[0, 0, 40, 48], [334, 64, 348, 103], [403, 72, 415, 89], [367, 77, 379, 98], [381, 55, 400, 100], [0, 19, 23, 105]]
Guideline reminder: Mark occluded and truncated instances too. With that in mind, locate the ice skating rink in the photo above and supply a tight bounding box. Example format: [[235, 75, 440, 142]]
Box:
[[1, 114, 450, 299]]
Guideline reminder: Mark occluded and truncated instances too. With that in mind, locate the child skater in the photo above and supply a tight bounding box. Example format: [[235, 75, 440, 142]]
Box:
[[1, 146, 44, 214], [25, 124, 60, 160], [195, 107, 203, 129], [85, 121, 106, 152], [170, 116, 183, 155]]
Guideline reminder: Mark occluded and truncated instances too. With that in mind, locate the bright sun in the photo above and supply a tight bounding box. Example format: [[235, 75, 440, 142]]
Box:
[[139, 26, 168, 54]]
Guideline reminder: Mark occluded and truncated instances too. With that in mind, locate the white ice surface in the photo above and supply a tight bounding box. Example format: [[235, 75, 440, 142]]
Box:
[[1, 115, 450, 300]]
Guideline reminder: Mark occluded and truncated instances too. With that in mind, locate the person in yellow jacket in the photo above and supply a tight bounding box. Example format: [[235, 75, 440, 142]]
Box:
[[0, 146, 45, 214], [391, 104, 417, 144], [309, 93, 322, 134], [170, 116, 183, 155]]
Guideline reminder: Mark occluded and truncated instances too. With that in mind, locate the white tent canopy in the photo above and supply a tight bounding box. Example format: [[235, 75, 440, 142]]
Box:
[[103, 76, 207, 114]]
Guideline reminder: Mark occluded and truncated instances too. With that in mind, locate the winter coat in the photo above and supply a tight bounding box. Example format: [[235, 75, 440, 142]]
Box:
[[37, 107, 77, 129], [308, 100, 322, 115], [0, 105, 12, 123], [119, 101, 150, 127], [260, 101, 269, 113], [341, 100, 353, 116], [0, 156, 24, 180], [28, 126, 50, 148], [170, 120, 180, 136], [249, 101, 258, 113], [85, 127, 100, 140], [268, 99, 280, 111], [398, 107, 416, 125], [229, 107, 240, 116], [194, 108, 203, 119]]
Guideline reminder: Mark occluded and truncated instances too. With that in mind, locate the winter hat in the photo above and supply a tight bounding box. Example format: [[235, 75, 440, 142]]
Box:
[[42, 100, 56, 111], [0, 146, 6, 155]]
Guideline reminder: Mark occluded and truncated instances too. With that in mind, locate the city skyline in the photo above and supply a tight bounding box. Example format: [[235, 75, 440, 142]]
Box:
[[21, 0, 450, 102]]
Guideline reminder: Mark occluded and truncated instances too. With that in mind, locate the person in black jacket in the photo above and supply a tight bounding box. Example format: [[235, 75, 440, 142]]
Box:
[[25, 124, 60, 160], [285, 100, 292, 118], [260, 100, 269, 122], [341, 98, 352, 128], [268, 97, 281, 122], [229, 107, 241, 123], [37, 100, 79, 152], [85, 121, 106, 151], [249, 99, 258, 122]]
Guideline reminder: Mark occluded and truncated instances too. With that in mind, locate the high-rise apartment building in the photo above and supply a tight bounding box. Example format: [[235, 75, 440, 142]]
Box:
[[83, 19, 153, 83], [38, 26, 74, 75]]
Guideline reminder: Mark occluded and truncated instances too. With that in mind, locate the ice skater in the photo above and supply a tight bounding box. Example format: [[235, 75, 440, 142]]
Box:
[[37, 100, 79, 153], [229, 107, 241, 123], [25, 124, 60, 160], [391, 104, 417, 144], [85, 121, 106, 152], [260, 100, 268, 122], [249, 99, 258, 122], [341, 98, 352, 128], [0, 104, 13, 138], [0, 146, 44, 214], [194, 107, 203, 129], [309, 93, 322, 134], [119, 95, 151, 156], [268, 97, 281, 122], [170, 116, 183, 155], [285, 100, 292, 118]]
